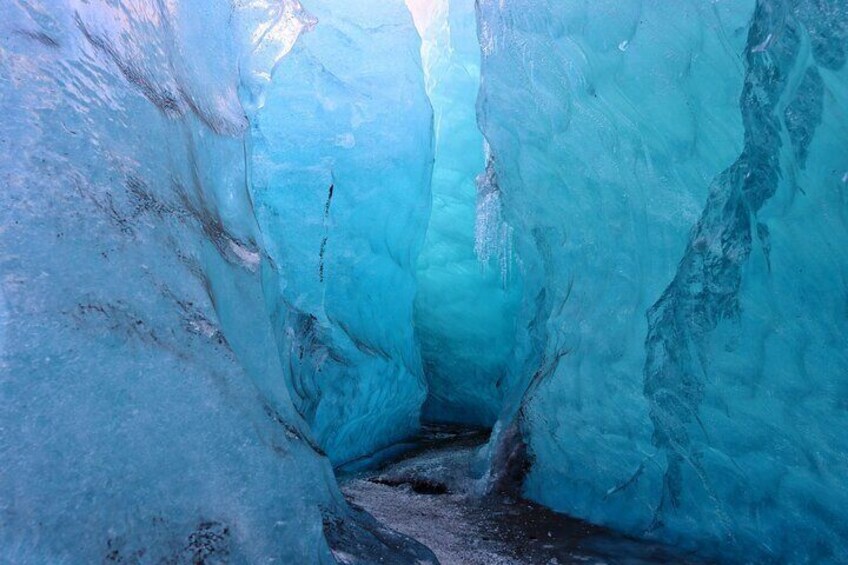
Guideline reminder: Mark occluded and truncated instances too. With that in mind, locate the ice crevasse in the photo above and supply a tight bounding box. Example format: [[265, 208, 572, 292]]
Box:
[[2, 0, 848, 563], [411, 0, 523, 429]]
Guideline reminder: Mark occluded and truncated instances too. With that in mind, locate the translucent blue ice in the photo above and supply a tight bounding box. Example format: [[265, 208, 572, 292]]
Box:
[[4, 0, 848, 562], [0, 0, 432, 561], [249, 0, 433, 466], [477, 0, 848, 561], [411, 0, 522, 427]]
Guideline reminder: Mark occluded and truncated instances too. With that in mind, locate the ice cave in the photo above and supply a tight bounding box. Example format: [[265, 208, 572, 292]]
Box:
[[1, 0, 847, 563]]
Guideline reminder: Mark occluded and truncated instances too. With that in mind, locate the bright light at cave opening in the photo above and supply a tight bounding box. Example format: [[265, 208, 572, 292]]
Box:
[[405, 0, 444, 34]]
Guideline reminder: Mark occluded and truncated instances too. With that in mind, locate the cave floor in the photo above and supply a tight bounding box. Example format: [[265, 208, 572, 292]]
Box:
[[339, 425, 704, 565]]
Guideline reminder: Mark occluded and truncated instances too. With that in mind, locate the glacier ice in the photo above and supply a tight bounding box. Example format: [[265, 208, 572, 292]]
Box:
[[411, 0, 522, 427], [477, 0, 848, 561], [0, 2, 334, 561], [0, 0, 434, 561], [249, 0, 434, 467], [3, 0, 848, 562]]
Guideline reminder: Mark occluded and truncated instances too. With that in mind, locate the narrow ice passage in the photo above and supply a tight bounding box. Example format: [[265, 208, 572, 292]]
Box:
[[409, 0, 521, 428], [2, 0, 848, 563]]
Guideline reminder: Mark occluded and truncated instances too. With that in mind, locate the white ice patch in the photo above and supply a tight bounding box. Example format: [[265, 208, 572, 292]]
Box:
[[228, 239, 261, 271], [334, 133, 356, 148]]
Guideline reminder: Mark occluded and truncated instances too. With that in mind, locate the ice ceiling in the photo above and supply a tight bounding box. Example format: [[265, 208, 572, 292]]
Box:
[[1, 0, 847, 563]]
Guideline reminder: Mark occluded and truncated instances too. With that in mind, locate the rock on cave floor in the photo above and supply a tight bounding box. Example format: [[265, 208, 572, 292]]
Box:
[[339, 425, 704, 565]]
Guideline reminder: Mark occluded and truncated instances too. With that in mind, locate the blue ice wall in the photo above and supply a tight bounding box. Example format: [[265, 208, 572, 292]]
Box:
[[249, 0, 433, 466], [0, 1, 426, 561], [477, 0, 848, 561], [412, 0, 522, 427]]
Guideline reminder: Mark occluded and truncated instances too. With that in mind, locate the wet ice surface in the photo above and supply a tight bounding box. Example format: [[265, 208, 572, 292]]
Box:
[[341, 426, 703, 565]]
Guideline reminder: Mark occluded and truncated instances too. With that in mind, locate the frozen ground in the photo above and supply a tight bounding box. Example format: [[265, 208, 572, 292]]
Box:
[[341, 426, 703, 565]]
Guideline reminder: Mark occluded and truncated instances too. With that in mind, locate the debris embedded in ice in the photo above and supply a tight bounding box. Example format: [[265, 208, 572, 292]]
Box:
[[476, 0, 848, 561]]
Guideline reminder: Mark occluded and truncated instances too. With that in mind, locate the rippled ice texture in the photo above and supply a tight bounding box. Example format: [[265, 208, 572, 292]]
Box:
[[478, 0, 848, 561], [250, 0, 434, 466], [0, 1, 349, 561]]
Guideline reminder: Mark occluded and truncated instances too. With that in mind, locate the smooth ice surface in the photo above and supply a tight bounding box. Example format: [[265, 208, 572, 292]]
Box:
[[477, 0, 848, 561], [411, 0, 521, 427], [250, 0, 433, 466]]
